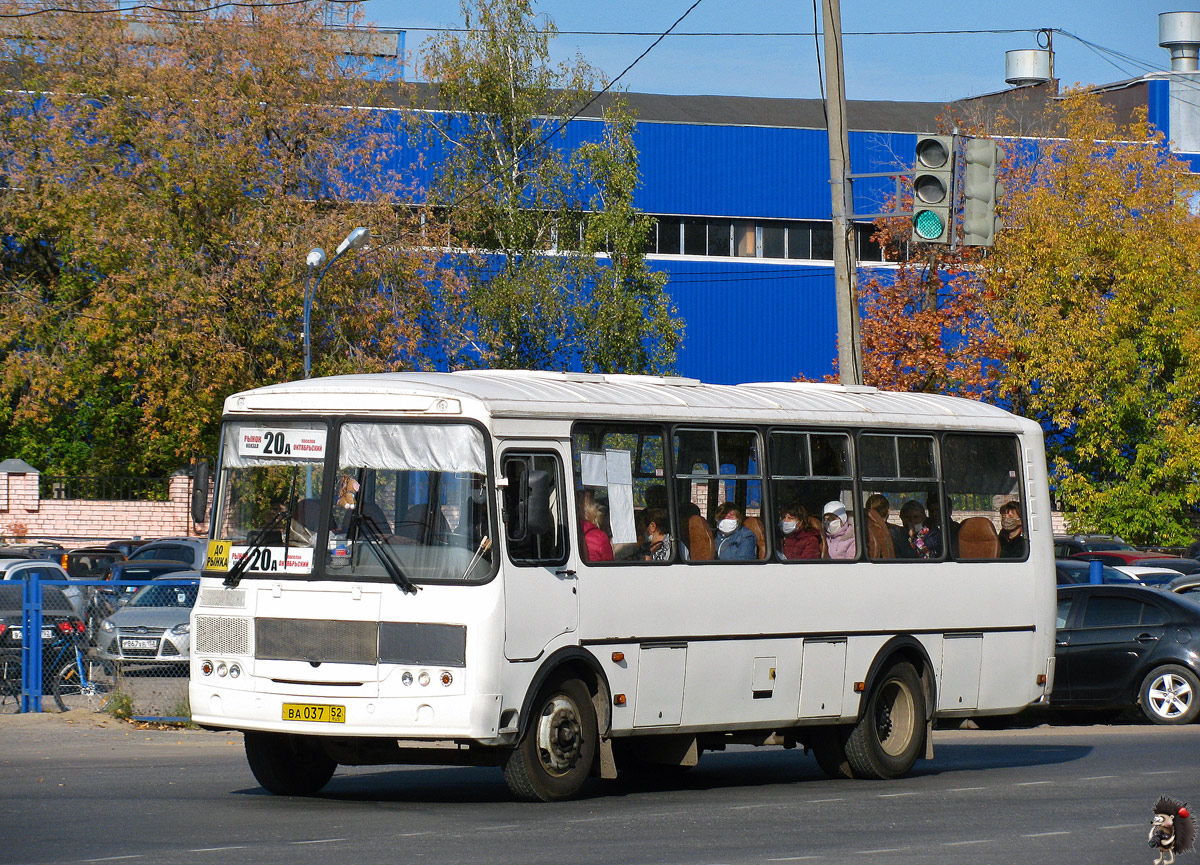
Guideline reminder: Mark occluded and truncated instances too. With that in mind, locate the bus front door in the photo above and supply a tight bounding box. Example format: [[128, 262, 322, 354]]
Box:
[[501, 445, 579, 661]]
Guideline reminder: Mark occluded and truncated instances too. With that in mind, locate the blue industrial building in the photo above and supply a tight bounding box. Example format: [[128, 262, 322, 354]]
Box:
[[392, 14, 1200, 385]]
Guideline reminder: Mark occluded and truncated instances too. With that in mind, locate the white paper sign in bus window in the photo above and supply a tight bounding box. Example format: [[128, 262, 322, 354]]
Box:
[[237, 428, 327, 460], [229, 546, 314, 574]]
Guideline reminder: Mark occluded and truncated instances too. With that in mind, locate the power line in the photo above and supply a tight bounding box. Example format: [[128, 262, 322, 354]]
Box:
[[0, 0, 363, 17]]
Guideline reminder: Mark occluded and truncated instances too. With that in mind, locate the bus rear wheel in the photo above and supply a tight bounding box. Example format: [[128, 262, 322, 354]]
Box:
[[844, 661, 925, 779], [503, 675, 597, 802], [244, 732, 337, 796]]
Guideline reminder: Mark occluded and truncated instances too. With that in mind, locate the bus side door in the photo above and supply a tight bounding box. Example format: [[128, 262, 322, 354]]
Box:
[[500, 445, 579, 661]]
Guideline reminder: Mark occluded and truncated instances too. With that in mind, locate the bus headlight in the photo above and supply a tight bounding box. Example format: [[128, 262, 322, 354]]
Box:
[[418, 671, 430, 687], [401, 671, 413, 686]]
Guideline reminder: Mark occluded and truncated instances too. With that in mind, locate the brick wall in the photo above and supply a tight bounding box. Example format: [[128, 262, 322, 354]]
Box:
[[0, 469, 210, 545]]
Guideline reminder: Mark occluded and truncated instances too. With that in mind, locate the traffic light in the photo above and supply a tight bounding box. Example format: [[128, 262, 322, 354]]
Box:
[[911, 134, 956, 245], [962, 138, 1005, 247]]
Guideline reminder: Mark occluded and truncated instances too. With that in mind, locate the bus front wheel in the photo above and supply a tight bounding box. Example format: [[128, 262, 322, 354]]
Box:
[[244, 732, 337, 796], [503, 675, 597, 802], [844, 661, 925, 779]]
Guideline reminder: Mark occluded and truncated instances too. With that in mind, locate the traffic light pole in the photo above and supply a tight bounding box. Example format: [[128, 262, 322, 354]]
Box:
[[822, 0, 863, 386]]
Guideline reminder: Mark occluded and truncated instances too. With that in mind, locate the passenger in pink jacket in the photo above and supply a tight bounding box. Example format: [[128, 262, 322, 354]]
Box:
[[822, 500, 857, 560], [579, 490, 614, 562]]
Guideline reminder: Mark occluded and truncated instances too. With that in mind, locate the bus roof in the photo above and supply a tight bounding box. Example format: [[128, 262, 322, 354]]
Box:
[[223, 370, 1035, 433]]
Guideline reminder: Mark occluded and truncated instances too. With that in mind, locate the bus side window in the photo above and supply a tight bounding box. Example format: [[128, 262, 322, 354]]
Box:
[[502, 452, 568, 567], [942, 434, 1024, 561]]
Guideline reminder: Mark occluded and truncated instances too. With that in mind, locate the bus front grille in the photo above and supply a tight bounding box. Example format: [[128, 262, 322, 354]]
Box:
[[194, 615, 251, 655], [254, 618, 377, 664]]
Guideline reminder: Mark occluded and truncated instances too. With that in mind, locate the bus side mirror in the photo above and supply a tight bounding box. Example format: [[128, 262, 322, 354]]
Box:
[[191, 460, 210, 524], [526, 470, 552, 536]]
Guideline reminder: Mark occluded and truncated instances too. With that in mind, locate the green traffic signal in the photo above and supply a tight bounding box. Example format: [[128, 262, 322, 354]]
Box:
[[913, 209, 945, 240]]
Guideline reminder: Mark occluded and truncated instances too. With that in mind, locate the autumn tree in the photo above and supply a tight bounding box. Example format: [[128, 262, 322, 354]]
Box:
[[415, 0, 681, 372], [0, 2, 466, 477], [981, 92, 1200, 544], [863, 91, 1200, 543]]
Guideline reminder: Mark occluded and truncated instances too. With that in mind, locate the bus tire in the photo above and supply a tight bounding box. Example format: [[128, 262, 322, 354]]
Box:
[[808, 726, 853, 779], [502, 675, 597, 802], [244, 732, 337, 796], [844, 661, 925, 780]]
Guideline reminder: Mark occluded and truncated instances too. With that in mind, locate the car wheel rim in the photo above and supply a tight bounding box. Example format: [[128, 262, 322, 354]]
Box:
[[536, 694, 583, 775], [1149, 673, 1193, 719]]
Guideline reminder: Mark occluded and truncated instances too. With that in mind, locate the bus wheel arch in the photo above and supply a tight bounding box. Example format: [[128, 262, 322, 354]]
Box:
[[808, 637, 936, 780], [504, 648, 613, 801]]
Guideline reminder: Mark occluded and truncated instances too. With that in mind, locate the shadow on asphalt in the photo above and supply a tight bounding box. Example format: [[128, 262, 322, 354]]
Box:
[[229, 739, 1091, 804]]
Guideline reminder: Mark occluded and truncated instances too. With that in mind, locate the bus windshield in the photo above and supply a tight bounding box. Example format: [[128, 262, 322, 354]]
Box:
[[330, 422, 494, 583]]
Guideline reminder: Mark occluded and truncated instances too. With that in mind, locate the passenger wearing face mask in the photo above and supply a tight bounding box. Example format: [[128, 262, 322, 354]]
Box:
[[713, 502, 757, 560], [778, 503, 821, 560], [639, 508, 675, 562], [997, 500, 1028, 558], [822, 500, 857, 560], [899, 500, 941, 559]]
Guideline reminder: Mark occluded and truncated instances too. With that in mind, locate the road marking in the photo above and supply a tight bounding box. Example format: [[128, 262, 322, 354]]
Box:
[[1102, 824, 1142, 830], [291, 839, 347, 845], [766, 857, 821, 861], [949, 786, 986, 792], [807, 798, 845, 803], [187, 847, 248, 853], [854, 848, 908, 854], [1143, 770, 1177, 775], [944, 840, 992, 846], [1081, 775, 1116, 781], [878, 792, 918, 798], [1023, 831, 1070, 837], [395, 832, 434, 838], [1016, 780, 1054, 786], [733, 803, 778, 810], [479, 824, 521, 831], [82, 858, 143, 863]]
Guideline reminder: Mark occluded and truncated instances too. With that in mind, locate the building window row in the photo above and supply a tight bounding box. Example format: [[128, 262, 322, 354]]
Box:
[[647, 216, 885, 263]]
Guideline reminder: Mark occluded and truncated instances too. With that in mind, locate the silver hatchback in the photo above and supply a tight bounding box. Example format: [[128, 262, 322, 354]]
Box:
[[96, 575, 198, 671]]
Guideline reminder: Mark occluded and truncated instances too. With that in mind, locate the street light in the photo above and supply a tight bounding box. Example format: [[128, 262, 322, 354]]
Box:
[[302, 226, 370, 380]]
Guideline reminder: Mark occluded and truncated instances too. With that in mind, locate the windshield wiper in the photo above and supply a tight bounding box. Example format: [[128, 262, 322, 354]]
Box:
[[348, 512, 419, 595], [223, 508, 291, 588]]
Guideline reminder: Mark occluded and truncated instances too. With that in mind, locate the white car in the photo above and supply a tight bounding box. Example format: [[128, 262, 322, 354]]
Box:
[[0, 558, 84, 617], [1112, 564, 1185, 586]]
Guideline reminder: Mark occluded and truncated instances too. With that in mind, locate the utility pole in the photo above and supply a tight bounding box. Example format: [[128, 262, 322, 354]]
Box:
[[822, 0, 863, 385]]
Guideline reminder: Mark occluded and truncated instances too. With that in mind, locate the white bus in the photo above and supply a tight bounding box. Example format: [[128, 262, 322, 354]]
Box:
[[190, 370, 1056, 801]]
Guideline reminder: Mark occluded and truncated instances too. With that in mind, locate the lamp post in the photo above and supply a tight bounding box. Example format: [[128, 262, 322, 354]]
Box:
[[301, 227, 369, 498], [302, 226, 370, 380]]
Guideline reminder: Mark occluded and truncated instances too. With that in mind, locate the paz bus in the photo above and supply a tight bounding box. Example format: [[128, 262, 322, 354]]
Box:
[[190, 370, 1056, 801]]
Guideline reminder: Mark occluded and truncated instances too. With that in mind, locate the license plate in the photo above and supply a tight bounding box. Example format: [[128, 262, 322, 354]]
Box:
[[8, 628, 54, 641], [282, 703, 345, 723], [121, 638, 158, 650]]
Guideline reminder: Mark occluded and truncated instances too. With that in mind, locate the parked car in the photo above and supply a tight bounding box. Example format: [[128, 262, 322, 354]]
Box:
[[0, 543, 65, 561], [1054, 534, 1136, 558], [89, 559, 193, 635], [60, 547, 126, 579], [1132, 557, 1200, 576], [0, 558, 84, 617], [0, 583, 87, 708], [1163, 574, 1200, 604], [1053, 584, 1200, 724], [1071, 549, 1177, 566], [1112, 565, 1189, 586], [124, 538, 207, 569], [1055, 559, 1138, 585], [96, 574, 199, 673], [104, 539, 150, 557]]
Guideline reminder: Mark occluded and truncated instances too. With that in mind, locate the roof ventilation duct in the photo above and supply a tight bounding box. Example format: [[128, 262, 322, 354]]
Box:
[[1160, 11, 1200, 72]]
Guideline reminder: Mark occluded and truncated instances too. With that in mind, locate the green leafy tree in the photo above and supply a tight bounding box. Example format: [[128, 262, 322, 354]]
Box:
[[0, 2, 467, 476], [416, 0, 681, 372], [982, 93, 1200, 544]]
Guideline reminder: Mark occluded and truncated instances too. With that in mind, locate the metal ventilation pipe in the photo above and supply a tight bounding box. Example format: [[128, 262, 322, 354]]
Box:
[[1160, 11, 1200, 72]]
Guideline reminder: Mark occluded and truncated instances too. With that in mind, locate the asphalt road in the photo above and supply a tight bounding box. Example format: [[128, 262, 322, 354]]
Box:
[[1, 712, 1197, 865]]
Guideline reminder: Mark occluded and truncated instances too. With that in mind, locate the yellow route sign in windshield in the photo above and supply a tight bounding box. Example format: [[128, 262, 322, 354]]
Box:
[[205, 540, 231, 571]]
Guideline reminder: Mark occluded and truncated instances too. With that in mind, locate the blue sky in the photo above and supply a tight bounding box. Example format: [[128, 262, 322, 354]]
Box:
[[357, 0, 1173, 103]]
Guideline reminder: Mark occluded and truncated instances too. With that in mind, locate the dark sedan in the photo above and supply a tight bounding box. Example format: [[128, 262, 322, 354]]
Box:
[[1054, 584, 1200, 724]]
